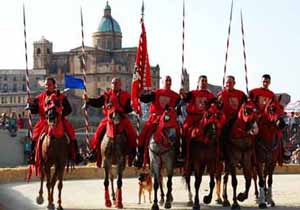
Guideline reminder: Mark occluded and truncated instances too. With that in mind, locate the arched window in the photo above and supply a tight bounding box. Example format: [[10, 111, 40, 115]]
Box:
[[36, 48, 41, 55], [47, 48, 50, 54]]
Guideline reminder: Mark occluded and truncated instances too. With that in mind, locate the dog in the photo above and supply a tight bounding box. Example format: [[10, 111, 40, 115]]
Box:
[[138, 172, 153, 204]]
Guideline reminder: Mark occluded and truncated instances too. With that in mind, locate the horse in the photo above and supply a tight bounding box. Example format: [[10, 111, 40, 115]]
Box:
[[220, 99, 259, 210], [36, 93, 69, 210], [185, 102, 226, 210], [255, 96, 285, 208], [100, 107, 130, 209], [148, 107, 179, 210]]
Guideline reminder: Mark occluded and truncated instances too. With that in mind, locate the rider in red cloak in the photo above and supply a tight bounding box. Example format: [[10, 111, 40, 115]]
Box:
[[217, 75, 247, 161], [28, 77, 81, 164], [181, 75, 215, 148], [134, 75, 181, 168], [249, 74, 276, 115], [86, 78, 137, 165]]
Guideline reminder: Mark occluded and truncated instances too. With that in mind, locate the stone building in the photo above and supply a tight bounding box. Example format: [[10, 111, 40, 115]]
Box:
[[0, 2, 160, 116]]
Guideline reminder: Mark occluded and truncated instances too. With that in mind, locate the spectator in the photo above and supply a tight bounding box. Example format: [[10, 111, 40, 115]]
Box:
[[23, 136, 32, 164], [17, 114, 24, 129], [8, 112, 17, 137], [0, 112, 8, 129]]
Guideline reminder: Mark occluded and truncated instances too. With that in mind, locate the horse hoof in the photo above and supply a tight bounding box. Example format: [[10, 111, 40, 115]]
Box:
[[259, 203, 267, 209], [192, 203, 200, 210], [151, 203, 159, 210], [203, 195, 212, 204], [57, 206, 64, 210], [187, 200, 194, 206], [164, 201, 172, 209], [268, 200, 275, 207], [115, 202, 123, 209], [215, 198, 223, 205], [159, 199, 164, 206], [47, 203, 55, 210], [36, 196, 44, 205], [105, 200, 112, 208], [231, 203, 240, 210], [237, 192, 248, 202], [223, 200, 231, 207]]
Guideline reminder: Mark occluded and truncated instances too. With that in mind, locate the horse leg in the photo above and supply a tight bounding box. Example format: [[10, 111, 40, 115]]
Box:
[[222, 170, 230, 207], [253, 167, 259, 201], [56, 163, 65, 210], [110, 172, 116, 204], [256, 163, 267, 209], [266, 164, 276, 207], [164, 175, 173, 209], [215, 172, 223, 204], [159, 174, 164, 206], [185, 172, 193, 206], [104, 165, 112, 208], [203, 173, 215, 204], [45, 166, 55, 210], [50, 169, 58, 208], [115, 172, 123, 209], [230, 166, 240, 210], [193, 170, 202, 210], [36, 166, 45, 205], [237, 165, 252, 202], [151, 173, 160, 210]]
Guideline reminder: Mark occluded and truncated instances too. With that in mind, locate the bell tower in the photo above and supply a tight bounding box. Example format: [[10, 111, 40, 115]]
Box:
[[33, 36, 53, 73]]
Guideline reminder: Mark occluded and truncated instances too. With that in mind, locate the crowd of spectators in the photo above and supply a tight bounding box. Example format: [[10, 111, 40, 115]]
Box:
[[0, 112, 24, 137], [283, 112, 300, 164]]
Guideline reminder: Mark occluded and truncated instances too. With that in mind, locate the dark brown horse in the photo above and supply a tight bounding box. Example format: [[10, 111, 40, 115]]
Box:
[[221, 99, 259, 210], [100, 107, 129, 209], [255, 96, 285, 208], [185, 103, 226, 210], [36, 93, 69, 210]]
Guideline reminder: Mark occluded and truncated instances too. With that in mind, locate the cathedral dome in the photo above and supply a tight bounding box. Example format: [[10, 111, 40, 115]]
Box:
[[97, 2, 121, 33]]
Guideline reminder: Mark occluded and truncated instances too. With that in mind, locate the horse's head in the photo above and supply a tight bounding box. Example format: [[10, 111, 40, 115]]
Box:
[[238, 98, 259, 135], [201, 102, 226, 142], [44, 93, 63, 126], [155, 107, 178, 145], [263, 96, 286, 130], [108, 106, 122, 125]]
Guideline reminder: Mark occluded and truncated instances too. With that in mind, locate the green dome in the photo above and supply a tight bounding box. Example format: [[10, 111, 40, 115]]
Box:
[[97, 17, 121, 33], [97, 2, 121, 33]]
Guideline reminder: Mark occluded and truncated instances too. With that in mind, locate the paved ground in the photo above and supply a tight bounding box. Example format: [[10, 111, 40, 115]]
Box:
[[0, 175, 299, 210]]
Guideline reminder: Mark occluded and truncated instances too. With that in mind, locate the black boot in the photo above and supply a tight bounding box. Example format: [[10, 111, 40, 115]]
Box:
[[133, 146, 144, 168], [27, 141, 36, 164], [175, 140, 184, 167]]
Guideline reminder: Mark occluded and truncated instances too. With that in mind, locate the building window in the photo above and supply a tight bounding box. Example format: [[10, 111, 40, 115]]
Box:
[[37, 48, 41, 55], [47, 48, 50, 54], [22, 84, 26, 91], [13, 84, 17, 92], [1, 97, 4, 104], [3, 84, 8, 92], [18, 96, 21, 103], [13, 76, 16, 81], [22, 76, 26, 81], [4, 75, 7, 81]]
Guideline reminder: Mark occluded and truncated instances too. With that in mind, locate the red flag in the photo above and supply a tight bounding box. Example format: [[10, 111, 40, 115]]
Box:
[[131, 18, 152, 115]]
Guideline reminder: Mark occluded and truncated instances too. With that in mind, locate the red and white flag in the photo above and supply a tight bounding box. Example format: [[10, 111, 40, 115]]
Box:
[[131, 14, 152, 115]]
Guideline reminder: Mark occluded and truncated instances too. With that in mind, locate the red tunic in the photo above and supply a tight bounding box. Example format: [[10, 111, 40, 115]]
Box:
[[183, 89, 215, 141], [91, 90, 137, 150], [217, 89, 246, 123], [249, 87, 275, 113], [138, 89, 180, 146]]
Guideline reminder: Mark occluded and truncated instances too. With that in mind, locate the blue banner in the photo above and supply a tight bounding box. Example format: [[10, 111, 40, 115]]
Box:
[[64, 74, 85, 89]]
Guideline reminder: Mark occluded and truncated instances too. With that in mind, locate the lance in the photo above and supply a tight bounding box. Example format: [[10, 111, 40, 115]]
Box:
[[80, 7, 90, 151], [23, 4, 33, 140], [180, 0, 186, 89], [240, 10, 249, 95], [222, 0, 234, 88]]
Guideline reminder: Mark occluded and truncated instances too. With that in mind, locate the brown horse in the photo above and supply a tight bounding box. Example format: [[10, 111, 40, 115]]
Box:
[[100, 107, 129, 209], [221, 99, 259, 210], [36, 93, 69, 210], [185, 103, 226, 210], [255, 96, 285, 208]]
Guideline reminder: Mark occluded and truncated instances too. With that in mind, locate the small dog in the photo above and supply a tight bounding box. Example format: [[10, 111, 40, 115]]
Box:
[[138, 172, 153, 204]]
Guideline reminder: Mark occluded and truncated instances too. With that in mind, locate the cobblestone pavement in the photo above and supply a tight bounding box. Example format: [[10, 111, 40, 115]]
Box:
[[0, 175, 299, 210]]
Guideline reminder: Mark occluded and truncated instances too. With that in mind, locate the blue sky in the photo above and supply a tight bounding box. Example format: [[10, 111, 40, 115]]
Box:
[[0, 0, 299, 100]]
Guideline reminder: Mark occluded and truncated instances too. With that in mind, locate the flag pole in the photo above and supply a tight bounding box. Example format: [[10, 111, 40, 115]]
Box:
[[180, 0, 185, 90], [222, 0, 234, 88], [240, 10, 249, 95], [80, 7, 90, 151], [23, 4, 33, 140]]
